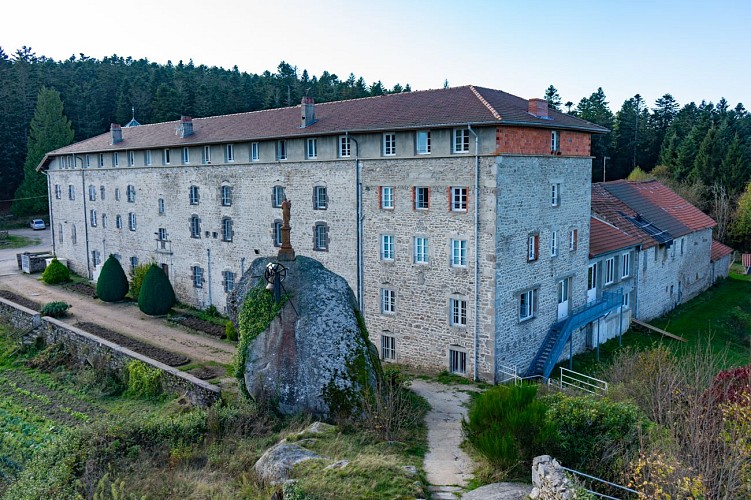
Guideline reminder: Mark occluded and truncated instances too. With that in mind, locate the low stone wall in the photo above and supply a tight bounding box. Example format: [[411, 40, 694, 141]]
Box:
[[0, 299, 220, 407], [530, 455, 576, 499], [0, 298, 41, 332]]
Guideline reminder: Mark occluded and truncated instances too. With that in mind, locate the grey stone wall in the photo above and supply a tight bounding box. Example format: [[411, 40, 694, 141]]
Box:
[[494, 155, 593, 375], [0, 301, 219, 407]]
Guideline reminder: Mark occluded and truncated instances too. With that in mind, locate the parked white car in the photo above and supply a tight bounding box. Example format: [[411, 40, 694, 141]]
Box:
[[30, 219, 46, 230]]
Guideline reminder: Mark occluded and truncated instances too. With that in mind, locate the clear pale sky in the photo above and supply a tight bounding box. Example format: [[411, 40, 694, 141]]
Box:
[[2, 0, 749, 111]]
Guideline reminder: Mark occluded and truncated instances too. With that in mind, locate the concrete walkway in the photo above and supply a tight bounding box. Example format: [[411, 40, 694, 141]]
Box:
[[410, 379, 478, 499]]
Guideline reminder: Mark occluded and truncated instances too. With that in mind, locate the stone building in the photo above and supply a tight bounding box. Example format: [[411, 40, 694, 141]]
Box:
[[37, 86, 717, 382]]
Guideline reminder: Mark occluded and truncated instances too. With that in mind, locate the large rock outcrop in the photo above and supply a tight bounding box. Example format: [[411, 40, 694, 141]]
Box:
[[228, 256, 381, 419]]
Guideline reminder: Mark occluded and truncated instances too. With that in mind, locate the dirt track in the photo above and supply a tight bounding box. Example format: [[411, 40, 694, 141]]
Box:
[[0, 228, 235, 366]]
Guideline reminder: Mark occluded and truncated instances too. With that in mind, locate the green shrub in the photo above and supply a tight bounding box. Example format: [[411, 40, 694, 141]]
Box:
[[205, 304, 220, 318], [225, 320, 237, 341], [42, 258, 70, 284], [95, 255, 129, 302], [40, 301, 70, 318], [128, 262, 151, 299], [125, 360, 163, 399], [545, 393, 644, 481], [137, 264, 176, 316], [463, 384, 556, 478]]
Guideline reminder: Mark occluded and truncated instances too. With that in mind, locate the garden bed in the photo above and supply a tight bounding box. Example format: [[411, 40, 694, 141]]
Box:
[[75, 321, 190, 367], [62, 282, 96, 297], [0, 289, 41, 311], [170, 315, 226, 339], [186, 365, 226, 380]]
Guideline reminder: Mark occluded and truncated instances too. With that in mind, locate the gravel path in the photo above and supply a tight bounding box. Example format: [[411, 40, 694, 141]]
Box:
[[0, 228, 235, 366], [410, 379, 479, 498]]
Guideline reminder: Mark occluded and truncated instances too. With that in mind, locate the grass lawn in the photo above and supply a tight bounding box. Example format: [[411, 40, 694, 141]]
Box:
[[0, 234, 40, 249], [566, 272, 751, 376]]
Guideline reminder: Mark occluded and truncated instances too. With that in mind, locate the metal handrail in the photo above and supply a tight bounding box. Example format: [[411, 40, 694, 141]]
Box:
[[560, 466, 638, 499], [559, 367, 608, 395]]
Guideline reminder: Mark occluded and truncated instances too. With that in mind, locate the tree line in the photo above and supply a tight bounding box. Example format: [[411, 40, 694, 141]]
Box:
[[545, 84, 751, 250], [0, 46, 410, 203]]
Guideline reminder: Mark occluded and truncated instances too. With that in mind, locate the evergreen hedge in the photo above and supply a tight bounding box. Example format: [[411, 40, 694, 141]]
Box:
[[137, 264, 176, 316], [96, 255, 129, 302], [42, 258, 70, 284]]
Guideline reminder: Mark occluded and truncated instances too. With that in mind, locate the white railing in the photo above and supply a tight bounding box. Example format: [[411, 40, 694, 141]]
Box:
[[559, 367, 608, 395], [497, 363, 520, 384]]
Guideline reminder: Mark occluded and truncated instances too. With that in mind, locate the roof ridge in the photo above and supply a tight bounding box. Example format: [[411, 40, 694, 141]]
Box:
[[469, 86, 502, 120]]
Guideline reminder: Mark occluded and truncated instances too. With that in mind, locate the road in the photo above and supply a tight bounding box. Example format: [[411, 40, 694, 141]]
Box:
[[0, 228, 235, 366]]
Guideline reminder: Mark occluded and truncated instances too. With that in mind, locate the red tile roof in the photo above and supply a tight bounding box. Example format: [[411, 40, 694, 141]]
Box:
[[625, 180, 716, 233], [742, 253, 751, 268], [589, 217, 641, 258], [591, 183, 657, 249], [710, 240, 733, 262], [43, 85, 608, 160]]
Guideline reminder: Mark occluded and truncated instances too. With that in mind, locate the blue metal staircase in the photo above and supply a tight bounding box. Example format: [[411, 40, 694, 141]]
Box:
[[524, 290, 622, 380]]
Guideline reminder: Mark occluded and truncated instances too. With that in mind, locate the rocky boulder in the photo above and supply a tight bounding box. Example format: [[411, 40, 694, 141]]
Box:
[[228, 256, 381, 419], [255, 442, 323, 485]]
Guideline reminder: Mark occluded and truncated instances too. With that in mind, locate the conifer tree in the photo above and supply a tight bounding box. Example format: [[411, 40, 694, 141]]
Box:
[[138, 264, 176, 316], [96, 255, 129, 302], [544, 85, 562, 111], [12, 86, 73, 215]]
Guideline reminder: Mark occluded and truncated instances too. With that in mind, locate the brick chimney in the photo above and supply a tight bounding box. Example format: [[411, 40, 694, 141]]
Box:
[[110, 123, 123, 144], [528, 98, 549, 119], [301, 96, 316, 128], [179, 116, 194, 138]]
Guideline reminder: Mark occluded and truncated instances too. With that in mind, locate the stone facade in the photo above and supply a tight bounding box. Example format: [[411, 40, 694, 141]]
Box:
[[587, 248, 637, 344]]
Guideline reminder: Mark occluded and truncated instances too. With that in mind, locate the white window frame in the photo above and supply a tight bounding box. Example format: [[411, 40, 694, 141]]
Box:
[[226, 144, 235, 162], [203, 145, 212, 164], [55, 184, 62, 199], [115, 215, 122, 229], [314, 223, 328, 251], [450, 239, 467, 267], [621, 252, 631, 278], [519, 289, 536, 321], [128, 150, 135, 167], [381, 288, 396, 314], [551, 130, 560, 152], [381, 334, 396, 360], [189, 185, 200, 205], [128, 212, 136, 231], [272, 186, 285, 207], [587, 264, 597, 291], [250, 142, 259, 161], [182, 147, 190, 164], [453, 128, 470, 153], [306, 138, 318, 159], [190, 215, 201, 238], [381, 186, 394, 209], [98, 153, 105, 167], [92, 250, 101, 267], [449, 297, 467, 327], [126, 185, 136, 203], [90, 209, 97, 227], [129, 256, 138, 271], [222, 217, 233, 242], [416, 130, 431, 154], [528, 234, 538, 261], [339, 135, 351, 158], [88, 184, 96, 201], [85, 154, 91, 168], [100, 185, 106, 200], [273, 220, 282, 247], [157, 227, 167, 241], [145, 150, 152, 166], [449, 348, 467, 375], [383, 132, 396, 156], [414, 186, 429, 210], [551, 231, 558, 257], [158, 198, 165, 215], [605, 257, 615, 285], [314, 186, 327, 210], [113, 152, 119, 167], [163, 148, 171, 165], [223, 271, 235, 293], [381, 235, 394, 261], [221, 185, 232, 206], [192, 266, 203, 288], [622, 291, 630, 308], [414, 237, 429, 264], [68, 185, 75, 200], [451, 186, 467, 212], [276, 140, 287, 160], [551, 183, 560, 207], [114, 187, 119, 201], [569, 229, 577, 251], [101, 214, 108, 228]]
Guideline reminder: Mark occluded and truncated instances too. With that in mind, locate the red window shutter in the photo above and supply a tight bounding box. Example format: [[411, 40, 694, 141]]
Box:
[[465, 186, 470, 214], [534, 235, 539, 261], [411, 186, 416, 210], [427, 187, 431, 209], [447, 187, 452, 211], [378, 186, 382, 209], [573, 229, 578, 250]]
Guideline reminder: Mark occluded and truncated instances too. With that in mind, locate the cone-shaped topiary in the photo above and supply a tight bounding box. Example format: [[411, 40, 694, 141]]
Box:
[[137, 264, 176, 316], [42, 258, 70, 284], [96, 255, 129, 302]]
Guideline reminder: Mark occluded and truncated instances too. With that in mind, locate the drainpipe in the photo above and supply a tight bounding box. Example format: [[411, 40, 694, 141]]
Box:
[[76, 155, 92, 279], [348, 132, 364, 314], [467, 124, 480, 382], [207, 248, 213, 307], [634, 247, 641, 320], [42, 170, 56, 256]]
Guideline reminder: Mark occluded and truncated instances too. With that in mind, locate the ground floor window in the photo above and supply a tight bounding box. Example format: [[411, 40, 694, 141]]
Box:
[[381, 334, 396, 361], [449, 348, 466, 375]]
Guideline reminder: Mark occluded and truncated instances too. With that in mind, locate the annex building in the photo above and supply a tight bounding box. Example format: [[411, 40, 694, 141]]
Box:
[[37, 86, 727, 382]]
